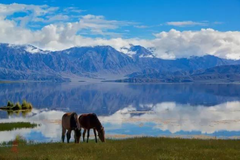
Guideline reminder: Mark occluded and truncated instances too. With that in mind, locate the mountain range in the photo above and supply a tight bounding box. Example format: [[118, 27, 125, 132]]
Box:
[[0, 43, 240, 83]]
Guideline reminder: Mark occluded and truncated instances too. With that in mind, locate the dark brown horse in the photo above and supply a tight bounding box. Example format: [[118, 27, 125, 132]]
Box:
[[78, 113, 105, 143], [62, 112, 81, 143]]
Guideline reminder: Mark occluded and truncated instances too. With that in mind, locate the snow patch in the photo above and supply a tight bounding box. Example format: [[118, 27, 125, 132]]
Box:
[[25, 46, 41, 53], [139, 54, 154, 58], [25, 45, 49, 54], [6, 43, 49, 54], [120, 47, 136, 57]]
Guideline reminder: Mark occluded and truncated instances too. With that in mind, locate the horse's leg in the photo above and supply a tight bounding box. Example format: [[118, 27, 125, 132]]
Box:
[[93, 129, 97, 143], [80, 128, 82, 140], [62, 128, 66, 143], [67, 130, 71, 143], [87, 129, 90, 143], [83, 129, 86, 142], [74, 131, 76, 143], [79, 128, 82, 143]]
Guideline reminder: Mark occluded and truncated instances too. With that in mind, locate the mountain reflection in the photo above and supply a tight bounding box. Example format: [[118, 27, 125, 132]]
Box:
[[0, 82, 240, 116]]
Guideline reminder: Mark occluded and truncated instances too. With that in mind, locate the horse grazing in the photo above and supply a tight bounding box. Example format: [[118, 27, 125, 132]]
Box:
[[62, 112, 81, 143], [78, 113, 105, 143]]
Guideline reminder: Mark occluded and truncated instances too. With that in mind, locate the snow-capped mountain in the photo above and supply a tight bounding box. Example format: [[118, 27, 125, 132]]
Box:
[[1, 43, 240, 82]]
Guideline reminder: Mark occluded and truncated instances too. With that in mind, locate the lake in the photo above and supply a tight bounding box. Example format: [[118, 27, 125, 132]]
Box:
[[1, 82, 240, 143]]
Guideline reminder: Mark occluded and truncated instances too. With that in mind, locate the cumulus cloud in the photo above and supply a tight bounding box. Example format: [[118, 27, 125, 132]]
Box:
[[0, 3, 240, 60], [152, 29, 240, 59], [166, 21, 208, 27]]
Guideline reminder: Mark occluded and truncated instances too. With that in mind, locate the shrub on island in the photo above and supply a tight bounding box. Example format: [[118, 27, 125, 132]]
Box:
[[1, 100, 33, 110], [21, 100, 33, 109], [11, 102, 22, 110]]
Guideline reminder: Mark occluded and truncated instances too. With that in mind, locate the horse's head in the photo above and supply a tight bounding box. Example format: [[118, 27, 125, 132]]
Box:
[[74, 128, 81, 143], [98, 127, 105, 142]]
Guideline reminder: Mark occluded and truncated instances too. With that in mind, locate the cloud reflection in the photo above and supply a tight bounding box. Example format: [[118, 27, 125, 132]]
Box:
[[100, 101, 240, 135], [0, 109, 64, 142], [1, 101, 240, 142]]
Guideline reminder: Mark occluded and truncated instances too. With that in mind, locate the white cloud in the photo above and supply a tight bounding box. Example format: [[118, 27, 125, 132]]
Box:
[[166, 21, 208, 27], [33, 14, 70, 23], [134, 25, 149, 28], [63, 7, 85, 13], [152, 29, 240, 59], [0, 3, 240, 60], [0, 3, 49, 16], [0, 3, 58, 25]]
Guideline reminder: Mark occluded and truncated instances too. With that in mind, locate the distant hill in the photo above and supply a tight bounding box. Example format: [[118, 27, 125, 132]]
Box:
[[137, 55, 240, 73], [117, 65, 240, 83], [0, 43, 240, 82]]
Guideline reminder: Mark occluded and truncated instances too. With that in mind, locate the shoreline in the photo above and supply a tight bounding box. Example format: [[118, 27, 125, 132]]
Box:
[[1, 80, 240, 85]]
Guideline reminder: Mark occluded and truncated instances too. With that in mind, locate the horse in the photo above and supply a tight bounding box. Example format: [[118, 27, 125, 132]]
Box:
[[78, 113, 105, 143], [62, 112, 81, 143]]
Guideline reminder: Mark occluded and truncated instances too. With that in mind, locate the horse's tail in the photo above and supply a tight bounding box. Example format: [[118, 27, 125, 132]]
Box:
[[62, 113, 67, 128]]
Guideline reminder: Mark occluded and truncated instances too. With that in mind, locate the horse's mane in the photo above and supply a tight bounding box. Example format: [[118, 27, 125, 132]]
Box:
[[92, 113, 103, 130], [70, 112, 78, 129]]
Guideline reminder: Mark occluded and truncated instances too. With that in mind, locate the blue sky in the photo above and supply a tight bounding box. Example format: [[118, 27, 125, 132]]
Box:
[[3, 0, 240, 39], [0, 0, 240, 59]]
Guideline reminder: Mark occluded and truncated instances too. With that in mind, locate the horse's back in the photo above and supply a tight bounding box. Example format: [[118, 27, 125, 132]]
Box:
[[79, 113, 99, 129], [62, 112, 78, 130]]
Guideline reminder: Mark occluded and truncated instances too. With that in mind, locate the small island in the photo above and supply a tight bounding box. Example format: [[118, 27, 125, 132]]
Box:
[[0, 100, 33, 111]]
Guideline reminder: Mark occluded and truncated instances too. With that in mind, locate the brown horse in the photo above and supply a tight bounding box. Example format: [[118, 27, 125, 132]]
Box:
[[78, 113, 105, 143], [62, 112, 81, 143]]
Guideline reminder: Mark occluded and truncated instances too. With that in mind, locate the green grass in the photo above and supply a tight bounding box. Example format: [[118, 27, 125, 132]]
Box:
[[0, 122, 38, 131], [1, 137, 240, 160]]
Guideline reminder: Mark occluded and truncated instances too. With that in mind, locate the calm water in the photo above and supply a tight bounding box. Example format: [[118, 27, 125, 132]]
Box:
[[1, 82, 240, 143]]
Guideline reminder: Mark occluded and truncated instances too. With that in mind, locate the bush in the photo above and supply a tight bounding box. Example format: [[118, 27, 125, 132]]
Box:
[[7, 101, 14, 108], [12, 102, 21, 110], [21, 100, 33, 110]]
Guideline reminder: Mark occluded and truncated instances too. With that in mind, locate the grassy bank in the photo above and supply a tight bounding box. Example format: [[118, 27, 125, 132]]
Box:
[[1, 137, 240, 160], [0, 122, 38, 131]]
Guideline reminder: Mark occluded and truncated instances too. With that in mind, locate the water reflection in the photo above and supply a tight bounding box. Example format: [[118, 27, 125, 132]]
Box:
[[1, 82, 240, 142], [101, 101, 240, 135], [0, 109, 64, 142], [0, 82, 240, 116], [1, 101, 240, 142], [3, 109, 32, 117]]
